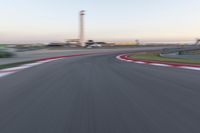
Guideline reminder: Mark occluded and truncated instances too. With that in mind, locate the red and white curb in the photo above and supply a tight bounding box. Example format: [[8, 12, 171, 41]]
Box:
[[117, 54, 200, 71], [0, 53, 91, 78]]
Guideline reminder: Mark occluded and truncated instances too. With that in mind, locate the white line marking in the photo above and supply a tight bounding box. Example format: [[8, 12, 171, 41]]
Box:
[[0, 72, 14, 78], [0, 58, 63, 78], [2, 66, 30, 71], [134, 61, 146, 64], [149, 63, 170, 67], [179, 66, 200, 71], [116, 54, 200, 71]]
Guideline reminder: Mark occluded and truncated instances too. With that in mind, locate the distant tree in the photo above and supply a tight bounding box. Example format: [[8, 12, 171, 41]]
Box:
[[135, 40, 140, 45], [195, 39, 200, 45]]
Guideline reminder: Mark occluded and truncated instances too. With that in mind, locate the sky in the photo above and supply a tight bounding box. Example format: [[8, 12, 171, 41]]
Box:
[[0, 0, 200, 43]]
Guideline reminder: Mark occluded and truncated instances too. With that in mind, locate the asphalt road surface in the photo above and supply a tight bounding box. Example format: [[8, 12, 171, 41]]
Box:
[[0, 50, 200, 133]]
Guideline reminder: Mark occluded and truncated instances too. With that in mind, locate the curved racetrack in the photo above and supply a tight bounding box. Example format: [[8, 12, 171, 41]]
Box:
[[0, 51, 200, 133]]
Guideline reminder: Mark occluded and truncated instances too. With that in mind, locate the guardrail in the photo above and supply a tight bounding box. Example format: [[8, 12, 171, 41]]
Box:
[[161, 45, 200, 55]]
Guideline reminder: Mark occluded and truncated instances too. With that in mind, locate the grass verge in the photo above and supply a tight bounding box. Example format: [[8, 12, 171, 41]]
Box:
[[0, 51, 13, 58], [129, 52, 200, 65]]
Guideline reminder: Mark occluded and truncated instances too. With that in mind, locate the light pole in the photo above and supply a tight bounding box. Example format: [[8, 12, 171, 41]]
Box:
[[80, 10, 85, 47]]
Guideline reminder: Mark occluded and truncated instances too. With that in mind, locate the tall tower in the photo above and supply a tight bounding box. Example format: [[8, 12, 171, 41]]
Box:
[[80, 10, 85, 47]]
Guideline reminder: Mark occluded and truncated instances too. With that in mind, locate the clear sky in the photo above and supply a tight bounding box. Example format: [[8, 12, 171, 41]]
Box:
[[0, 0, 200, 43]]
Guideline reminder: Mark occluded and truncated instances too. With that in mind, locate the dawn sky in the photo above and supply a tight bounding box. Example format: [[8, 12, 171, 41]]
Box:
[[0, 0, 200, 43]]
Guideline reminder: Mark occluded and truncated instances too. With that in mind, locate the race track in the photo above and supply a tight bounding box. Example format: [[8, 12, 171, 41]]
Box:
[[0, 50, 200, 133]]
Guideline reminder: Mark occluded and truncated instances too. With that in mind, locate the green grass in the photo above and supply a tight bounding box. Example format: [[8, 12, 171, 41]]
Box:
[[129, 52, 200, 65], [0, 51, 13, 58], [0, 61, 35, 70]]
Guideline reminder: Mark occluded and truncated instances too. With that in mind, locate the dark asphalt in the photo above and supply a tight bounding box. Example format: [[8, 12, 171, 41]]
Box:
[[0, 51, 200, 133]]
